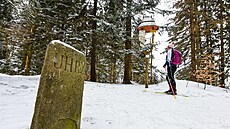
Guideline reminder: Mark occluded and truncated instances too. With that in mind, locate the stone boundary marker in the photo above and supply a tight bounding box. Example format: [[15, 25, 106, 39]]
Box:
[[31, 40, 86, 129]]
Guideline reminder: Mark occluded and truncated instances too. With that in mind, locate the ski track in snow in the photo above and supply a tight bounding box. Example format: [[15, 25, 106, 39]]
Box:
[[0, 74, 230, 129]]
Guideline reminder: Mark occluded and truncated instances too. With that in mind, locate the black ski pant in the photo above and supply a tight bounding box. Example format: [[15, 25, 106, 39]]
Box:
[[166, 65, 177, 92]]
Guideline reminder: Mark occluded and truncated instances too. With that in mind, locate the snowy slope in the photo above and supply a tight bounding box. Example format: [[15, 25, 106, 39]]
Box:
[[0, 74, 230, 129], [0, 74, 39, 129]]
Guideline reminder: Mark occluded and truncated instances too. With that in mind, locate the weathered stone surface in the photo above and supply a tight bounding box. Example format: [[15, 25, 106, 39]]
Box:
[[31, 40, 86, 129]]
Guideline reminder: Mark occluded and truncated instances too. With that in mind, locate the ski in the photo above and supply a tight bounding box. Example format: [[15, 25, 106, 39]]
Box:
[[155, 92, 189, 98]]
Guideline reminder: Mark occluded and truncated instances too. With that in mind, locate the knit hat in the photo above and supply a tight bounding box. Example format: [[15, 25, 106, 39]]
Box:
[[167, 42, 174, 48]]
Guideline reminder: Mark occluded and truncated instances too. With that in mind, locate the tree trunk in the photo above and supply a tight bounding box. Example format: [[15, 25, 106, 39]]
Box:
[[110, 57, 116, 84], [25, 43, 33, 76], [113, 59, 116, 83], [123, 0, 132, 84], [24, 27, 34, 76], [194, 0, 201, 70], [190, 0, 196, 81], [206, 1, 214, 48], [90, 0, 97, 82], [219, 0, 225, 87], [204, 1, 211, 48]]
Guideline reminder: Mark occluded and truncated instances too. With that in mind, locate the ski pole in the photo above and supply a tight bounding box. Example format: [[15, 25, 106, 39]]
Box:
[[167, 75, 176, 99]]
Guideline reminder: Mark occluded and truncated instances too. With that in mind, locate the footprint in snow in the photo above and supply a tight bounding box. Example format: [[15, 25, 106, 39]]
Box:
[[105, 120, 114, 124], [82, 117, 96, 124]]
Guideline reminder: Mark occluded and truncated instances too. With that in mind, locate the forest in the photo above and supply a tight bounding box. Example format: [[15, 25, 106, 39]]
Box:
[[0, 0, 229, 87]]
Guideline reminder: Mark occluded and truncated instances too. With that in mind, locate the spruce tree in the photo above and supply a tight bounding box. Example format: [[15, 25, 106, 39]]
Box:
[[171, 0, 229, 87], [0, 0, 16, 74], [15, 0, 88, 75]]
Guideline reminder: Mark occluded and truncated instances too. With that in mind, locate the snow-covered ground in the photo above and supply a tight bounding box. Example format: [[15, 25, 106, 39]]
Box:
[[0, 74, 230, 129]]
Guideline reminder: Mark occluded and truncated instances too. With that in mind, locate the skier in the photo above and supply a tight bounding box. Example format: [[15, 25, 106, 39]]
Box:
[[163, 43, 180, 95]]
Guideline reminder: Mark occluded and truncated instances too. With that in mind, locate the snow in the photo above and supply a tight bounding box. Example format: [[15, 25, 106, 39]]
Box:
[[0, 74, 230, 129], [138, 17, 156, 28], [50, 40, 85, 56]]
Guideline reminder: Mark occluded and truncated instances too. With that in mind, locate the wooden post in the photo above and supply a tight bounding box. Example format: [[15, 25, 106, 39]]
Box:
[[145, 55, 149, 88], [145, 31, 155, 88], [138, 19, 158, 88], [151, 32, 155, 84]]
